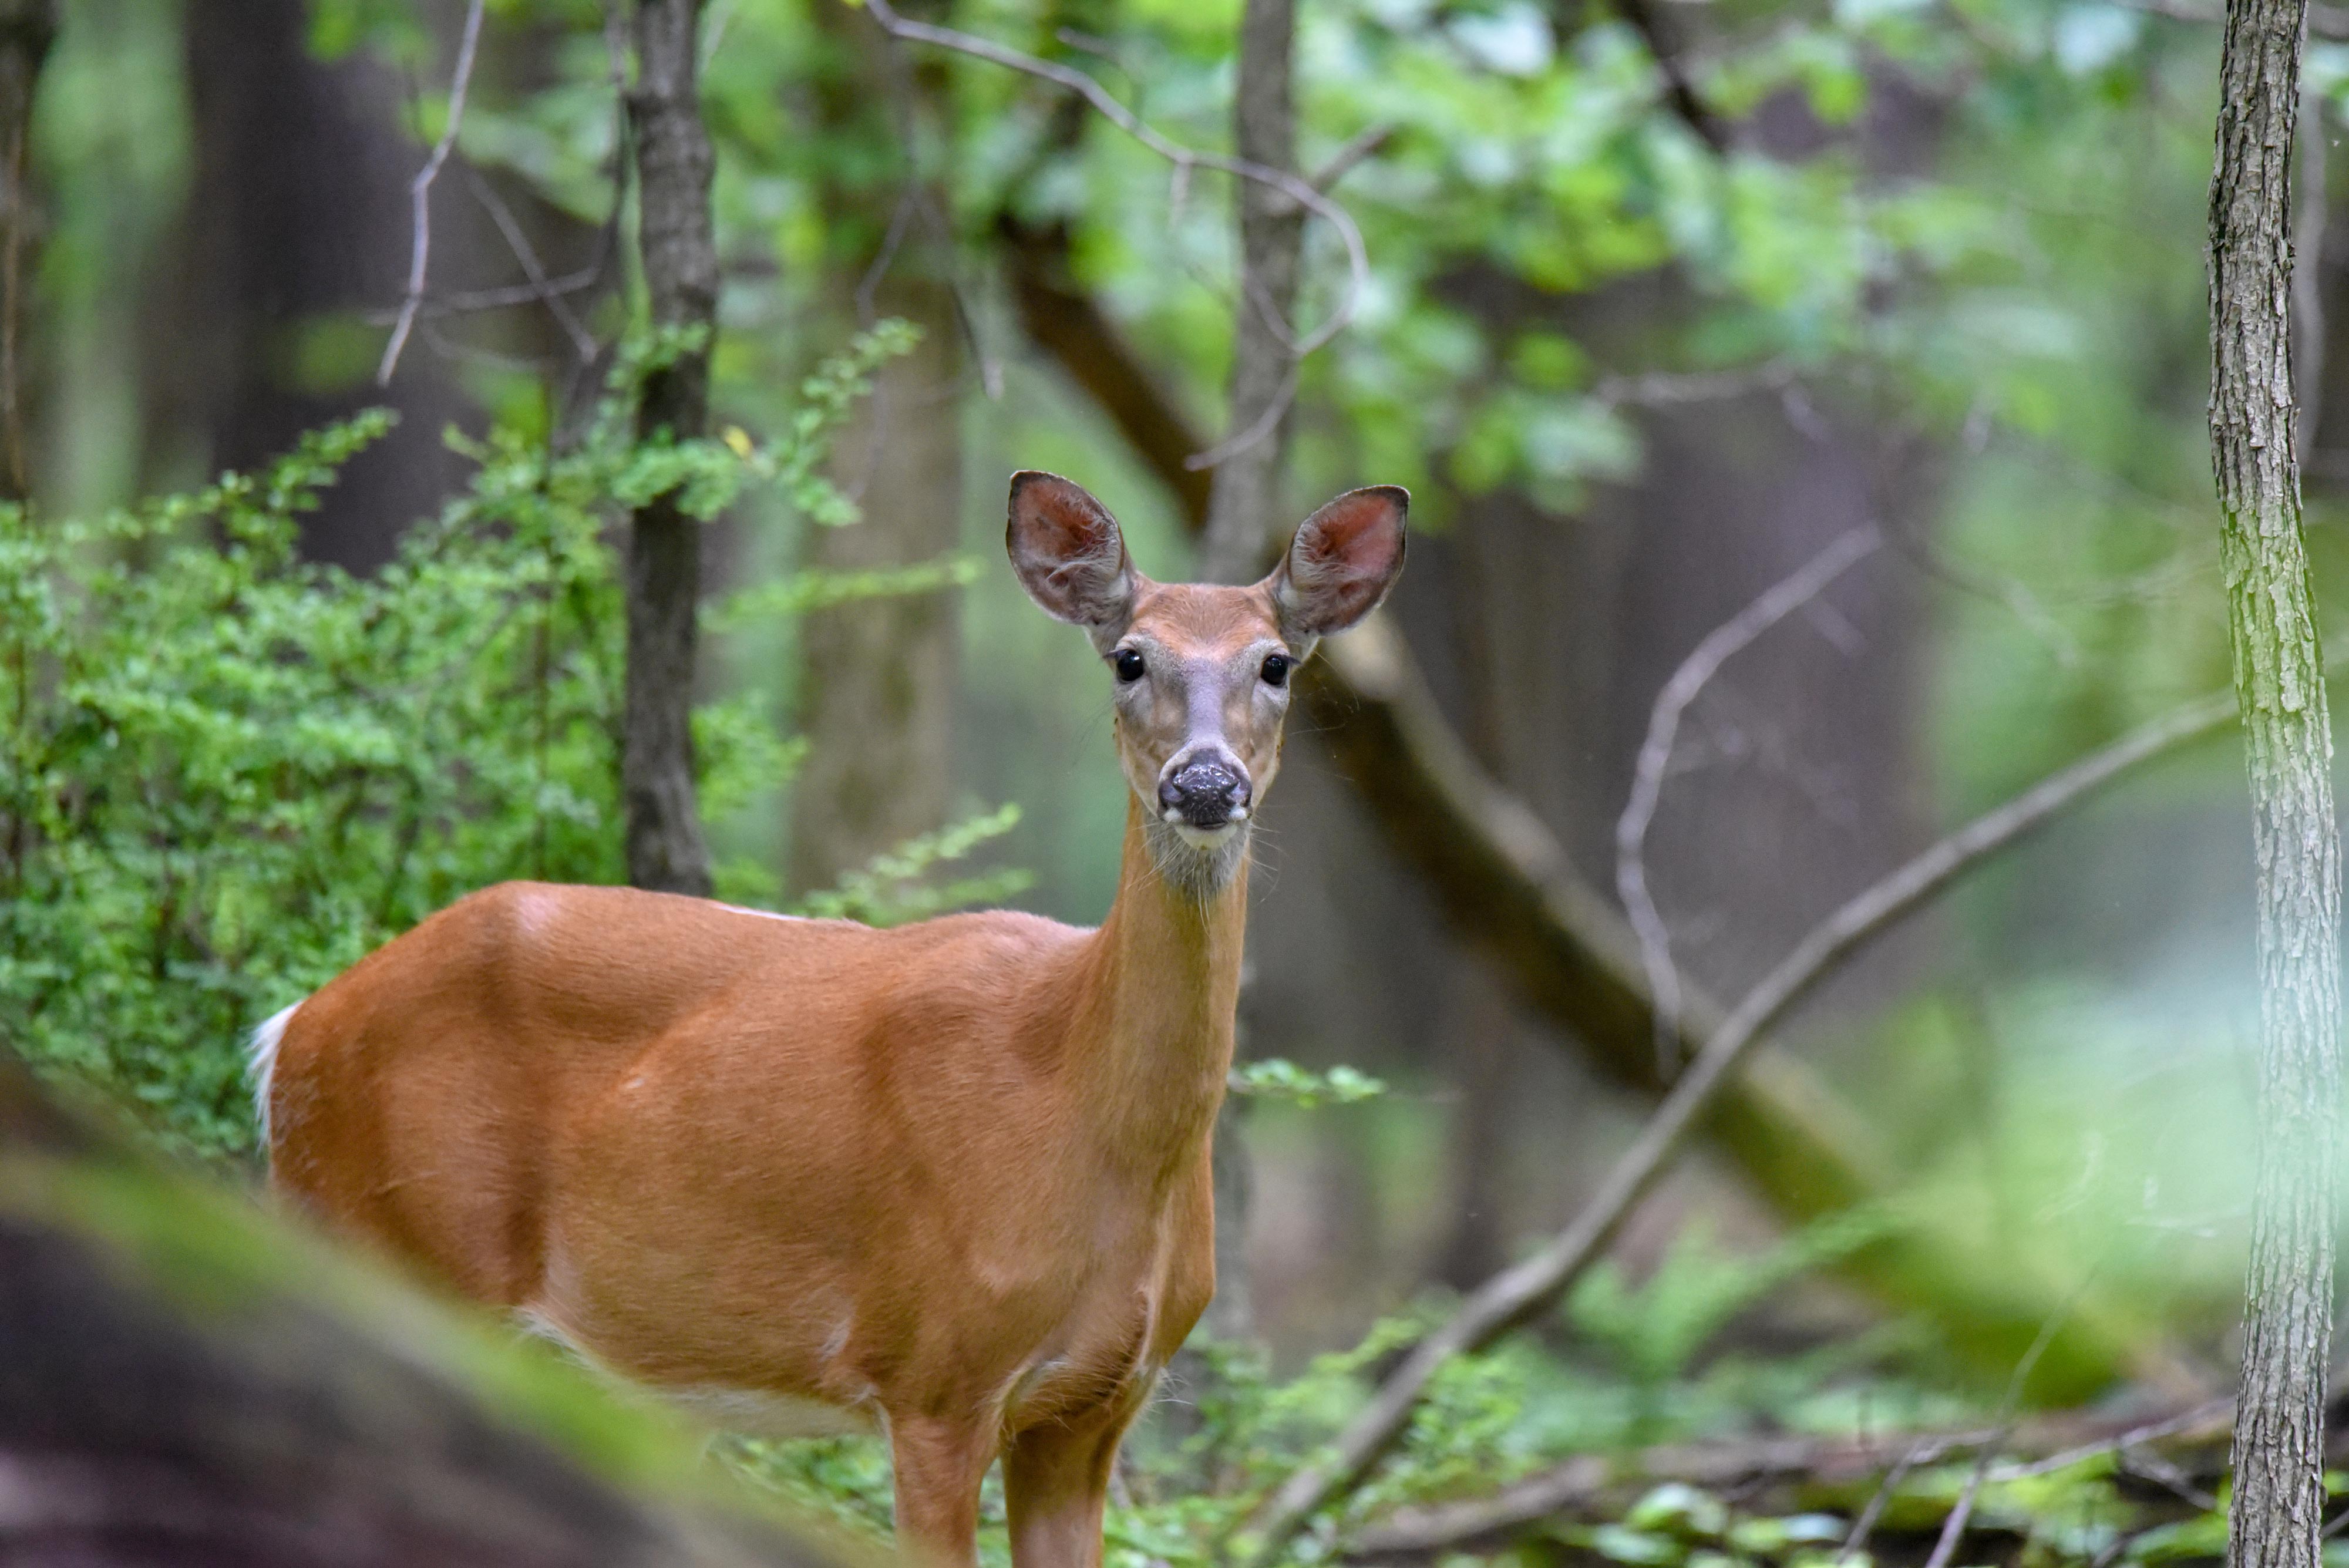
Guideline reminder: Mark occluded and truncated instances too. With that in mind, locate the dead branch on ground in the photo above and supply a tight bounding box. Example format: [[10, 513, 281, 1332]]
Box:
[[1341, 1402, 2236, 1559]]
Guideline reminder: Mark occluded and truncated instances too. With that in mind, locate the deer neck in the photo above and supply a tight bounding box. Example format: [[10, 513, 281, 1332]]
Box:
[[1077, 798, 1250, 1170]]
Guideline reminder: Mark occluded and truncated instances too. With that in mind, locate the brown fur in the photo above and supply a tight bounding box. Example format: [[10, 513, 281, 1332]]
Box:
[[265, 475, 1405, 1568]]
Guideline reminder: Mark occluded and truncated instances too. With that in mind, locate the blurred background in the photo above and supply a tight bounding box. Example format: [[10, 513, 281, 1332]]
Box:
[[3, 0, 2335, 1533]]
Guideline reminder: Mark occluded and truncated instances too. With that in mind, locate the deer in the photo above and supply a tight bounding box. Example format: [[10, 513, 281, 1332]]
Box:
[[254, 470, 1406, 1568]]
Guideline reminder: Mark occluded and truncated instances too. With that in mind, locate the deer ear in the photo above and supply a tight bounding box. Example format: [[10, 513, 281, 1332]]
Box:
[[1007, 472, 1137, 648], [1266, 486, 1408, 644]]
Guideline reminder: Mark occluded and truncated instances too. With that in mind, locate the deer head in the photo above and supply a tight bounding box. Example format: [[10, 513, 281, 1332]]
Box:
[[1007, 471, 1408, 896]]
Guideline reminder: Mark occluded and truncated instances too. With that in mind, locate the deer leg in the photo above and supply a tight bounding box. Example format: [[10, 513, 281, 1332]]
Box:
[[1002, 1413, 1132, 1568], [889, 1413, 999, 1568]]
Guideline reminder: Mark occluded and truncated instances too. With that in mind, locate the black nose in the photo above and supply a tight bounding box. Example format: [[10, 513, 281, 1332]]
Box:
[[1159, 755, 1251, 829]]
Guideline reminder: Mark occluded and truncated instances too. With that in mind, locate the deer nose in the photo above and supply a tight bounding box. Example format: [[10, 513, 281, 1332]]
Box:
[[1159, 754, 1251, 830]]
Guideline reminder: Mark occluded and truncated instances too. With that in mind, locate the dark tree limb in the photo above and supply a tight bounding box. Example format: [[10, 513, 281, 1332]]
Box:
[[1601, 0, 1730, 152], [2206, 0, 2346, 1560], [999, 216, 1217, 526], [621, 0, 717, 896], [0, 0, 52, 503]]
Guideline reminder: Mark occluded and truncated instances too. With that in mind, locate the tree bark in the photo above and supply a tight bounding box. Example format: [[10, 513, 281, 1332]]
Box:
[[622, 0, 716, 896], [0, 0, 50, 504], [2209, 0, 2348, 1560], [1198, 0, 1303, 583]]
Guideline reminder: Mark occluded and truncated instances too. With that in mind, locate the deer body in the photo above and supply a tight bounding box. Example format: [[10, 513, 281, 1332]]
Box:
[[262, 474, 1406, 1568]]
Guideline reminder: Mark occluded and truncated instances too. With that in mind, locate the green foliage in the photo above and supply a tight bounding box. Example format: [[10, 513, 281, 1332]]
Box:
[[0, 327, 963, 1159], [1569, 1213, 1896, 1393], [1228, 1058, 1389, 1108], [796, 802, 1035, 926]]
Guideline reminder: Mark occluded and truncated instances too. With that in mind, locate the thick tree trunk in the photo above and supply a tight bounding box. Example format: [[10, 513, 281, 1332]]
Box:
[[0, 0, 51, 504], [622, 0, 716, 896], [2207, 4, 2347, 1567], [1197, 0, 1301, 584]]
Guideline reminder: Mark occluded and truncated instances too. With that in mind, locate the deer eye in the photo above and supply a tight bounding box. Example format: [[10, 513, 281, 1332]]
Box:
[[1260, 653, 1292, 688], [1114, 648, 1147, 683]]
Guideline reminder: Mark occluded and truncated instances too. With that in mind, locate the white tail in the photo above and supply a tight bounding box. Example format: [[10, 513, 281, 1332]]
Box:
[[246, 1001, 303, 1144], [260, 474, 1406, 1568]]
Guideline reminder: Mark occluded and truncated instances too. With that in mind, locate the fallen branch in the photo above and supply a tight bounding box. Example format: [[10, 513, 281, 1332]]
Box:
[[1340, 1402, 2235, 1558], [1237, 681, 2244, 1562]]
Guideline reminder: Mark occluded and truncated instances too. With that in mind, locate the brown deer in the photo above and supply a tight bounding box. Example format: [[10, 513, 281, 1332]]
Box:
[[255, 471, 1407, 1568]]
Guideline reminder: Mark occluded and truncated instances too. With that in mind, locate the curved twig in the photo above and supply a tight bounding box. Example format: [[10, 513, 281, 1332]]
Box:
[[378, 0, 488, 386], [856, 0, 1368, 358], [1615, 527, 1880, 1078]]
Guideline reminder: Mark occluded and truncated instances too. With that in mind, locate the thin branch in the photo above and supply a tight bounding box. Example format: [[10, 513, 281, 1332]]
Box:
[[1988, 1398, 2233, 1479], [1603, 0, 1731, 150], [1185, 362, 1298, 473], [856, 0, 1368, 359], [1310, 123, 1394, 191], [463, 167, 600, 364], [1616, 527, 1880, 1078], [1236, 681, 2244, 1563], [377, 0, 489, 387], [357, 268, 605, 325], [1343, 1403, 2233, 1559]]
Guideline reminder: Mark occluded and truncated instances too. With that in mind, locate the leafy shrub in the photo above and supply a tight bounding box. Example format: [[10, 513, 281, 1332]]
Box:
[[0, 327, 924, 1158]]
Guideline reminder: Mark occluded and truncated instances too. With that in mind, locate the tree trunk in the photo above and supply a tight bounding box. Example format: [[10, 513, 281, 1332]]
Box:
[[1197, 0, 1302, 584], [2207, 3, 2346, 1566], [0, 0, 51, 504], [622, 0, 716, 896]]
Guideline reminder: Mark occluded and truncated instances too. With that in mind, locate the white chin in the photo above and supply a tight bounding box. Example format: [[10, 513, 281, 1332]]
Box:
[[1170, 822, 1242, 851]]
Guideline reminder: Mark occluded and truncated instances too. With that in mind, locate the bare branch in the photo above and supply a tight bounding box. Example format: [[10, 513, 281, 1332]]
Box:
[[1342, 1402, 2233, 1559], [1603, 0, 1731, 150], [378, 0, 489, 387], [1310, 123, 1394, 191], [1236, 681, 2244, 1563], [1616, 527, 1880, 1077], [464, 167, 600, 364], [856, 0, 1369, 359]]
